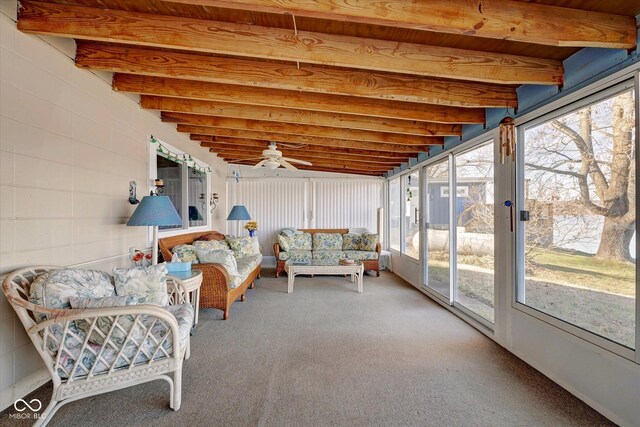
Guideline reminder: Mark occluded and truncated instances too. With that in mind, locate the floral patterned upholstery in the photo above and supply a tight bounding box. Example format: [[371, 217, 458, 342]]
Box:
[[344, 250, 379, 261], [360, 233, 379, 251], [171, 244, 199, 264], [342, 233, 362, 250], [312, 233, 344, 251], [53, 303, 193, 379], [278, 250, 312, 262], [231, 254, 263, 289], [226, 236, 260, 258], [113, 264, 169, 306], [30, 269, 116, 322], [194, 240, 230, 251], [312, 250, 347, 261], [196, 248, 240, 278], [277, 233, 312, 252]]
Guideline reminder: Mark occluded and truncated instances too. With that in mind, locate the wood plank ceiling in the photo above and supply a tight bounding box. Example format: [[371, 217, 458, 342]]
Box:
[[16, 0, 640, 176]]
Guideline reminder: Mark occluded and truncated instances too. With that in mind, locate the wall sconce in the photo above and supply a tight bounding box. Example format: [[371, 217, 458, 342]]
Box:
[[152, 179, 165, 196], [128, 181, 140, 205], [210, 193, 220, 212]]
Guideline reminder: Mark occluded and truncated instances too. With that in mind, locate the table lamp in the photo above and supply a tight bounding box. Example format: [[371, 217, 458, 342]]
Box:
[[127, 195, 182, 264], [227, 205, 251, 236]]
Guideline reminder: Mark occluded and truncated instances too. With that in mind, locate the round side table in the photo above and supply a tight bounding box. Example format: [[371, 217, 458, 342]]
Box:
[[168, 269, 203, 325]]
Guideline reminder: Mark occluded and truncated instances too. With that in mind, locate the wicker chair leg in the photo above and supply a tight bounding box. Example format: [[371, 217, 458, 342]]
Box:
[[172, 369, 182, 411], [241, 294, 246, 301], [34, 397, 59, 427], [223, 309, 229, 320], [376, 270, 380, 277], [249, 282, 254, 289]]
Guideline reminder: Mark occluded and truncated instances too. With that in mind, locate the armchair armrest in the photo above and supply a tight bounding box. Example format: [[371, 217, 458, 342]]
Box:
[[273, 243, 281, 259], [376, 242, 382, 255]]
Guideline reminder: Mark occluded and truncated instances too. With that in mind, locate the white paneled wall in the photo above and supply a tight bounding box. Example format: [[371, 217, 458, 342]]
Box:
[[228, 179, 308, 257], [0, 9, 227, 410], [312, 180, 382, 231], [228, 178, 383, 258]]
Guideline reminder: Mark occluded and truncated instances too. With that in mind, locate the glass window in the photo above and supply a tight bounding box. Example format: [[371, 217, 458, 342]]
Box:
[[157, 154, 182, 230], [389, 178, 401, 251], [425, 160, 450, 298], [403, 171, 420, 259], [188, 167, 207, 227], [519, 86, 636, 349], [455, 142, 495, 323]]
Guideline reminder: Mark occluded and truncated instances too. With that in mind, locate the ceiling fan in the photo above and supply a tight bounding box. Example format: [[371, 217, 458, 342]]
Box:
[[250, 142, 312, 171]]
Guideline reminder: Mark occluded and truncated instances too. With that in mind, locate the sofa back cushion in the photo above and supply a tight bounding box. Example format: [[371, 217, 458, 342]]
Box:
[[342, 233, 362, 250], [196, 248, 240, 279], [29, 269, 116, 322], [171, 244, 199, 264], [278, 232, 312, 251], [226, 236, 260, 258], [194, 239, 230, 251], [313, 233, 343, 251], [360, 233, 379, 251], [113, 264, 169, 306]]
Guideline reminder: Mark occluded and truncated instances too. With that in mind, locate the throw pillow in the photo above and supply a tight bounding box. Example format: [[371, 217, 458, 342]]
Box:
[[197, 232, 224, 241], [194, 239, 230, 251], [360, 233, 379, 251], [196, 248, 241, 278], [313, 233, 343, 251], [226, 236, 260, 258], [113, 263, 169, 306], [29, 269, 116, 323], [171, 244, 199, 264], [342, 233, 362, 250]]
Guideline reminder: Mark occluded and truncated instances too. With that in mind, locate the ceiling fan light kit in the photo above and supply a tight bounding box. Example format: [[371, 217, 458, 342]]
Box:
[[251, 142, 313, 171]]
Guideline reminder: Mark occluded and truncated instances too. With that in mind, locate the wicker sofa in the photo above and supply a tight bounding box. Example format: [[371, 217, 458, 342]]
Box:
[[159, 231, 261, 320], [274, 228, 381, 278]]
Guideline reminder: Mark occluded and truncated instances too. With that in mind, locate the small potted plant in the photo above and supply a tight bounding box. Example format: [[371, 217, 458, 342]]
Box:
[[244, 220, 258, 237]]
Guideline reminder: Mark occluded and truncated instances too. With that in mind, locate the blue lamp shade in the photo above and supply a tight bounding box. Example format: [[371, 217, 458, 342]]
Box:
[[227, 205, 251, 221], [127, 195, 182, 226]]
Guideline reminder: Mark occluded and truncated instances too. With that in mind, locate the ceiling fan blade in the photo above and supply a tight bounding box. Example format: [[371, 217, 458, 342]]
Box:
[[282, 157, 313, 166], [278, 158, 299, 171], [252, 159, 268, 169]]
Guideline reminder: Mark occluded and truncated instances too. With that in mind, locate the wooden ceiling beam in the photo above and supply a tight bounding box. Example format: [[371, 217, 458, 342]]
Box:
[[190, 133, 430, 154], [202, 144, 409, 164], [175, 122, 440, 145], [218, 155, 396, 171], [115, 74, 484, 124], [196, 136, 419, 159], [76, 41, 517, 108], [163, 0, 636, 49], [227, 159, 389, 174], [144, 97, 449, 136], [163, 112, 460, 139], [19, 1, 563, 85]]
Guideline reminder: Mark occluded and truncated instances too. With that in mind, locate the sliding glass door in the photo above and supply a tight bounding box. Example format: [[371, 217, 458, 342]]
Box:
[[424, 160, 451, 299], [454, 142, 495, 323]]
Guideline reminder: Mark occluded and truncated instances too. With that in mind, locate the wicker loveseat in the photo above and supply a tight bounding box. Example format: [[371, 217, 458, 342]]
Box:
[[159, 231, 261, 320], [2, 266, 192, 427], [274, 228, 381, 278]]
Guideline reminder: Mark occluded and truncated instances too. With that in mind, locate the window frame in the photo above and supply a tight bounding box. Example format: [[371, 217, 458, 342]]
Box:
[[149, 138, 212, 238], [388, 176, 402, 255], [401, 170, 421, 261], [514, 78, 638, 362]]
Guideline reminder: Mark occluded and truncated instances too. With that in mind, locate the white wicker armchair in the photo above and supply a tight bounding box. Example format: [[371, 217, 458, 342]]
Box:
[[2, 266, 193, 427]]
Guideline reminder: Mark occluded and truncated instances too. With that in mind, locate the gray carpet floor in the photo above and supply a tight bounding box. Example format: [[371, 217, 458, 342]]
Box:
[[2, 270, 613, 426]]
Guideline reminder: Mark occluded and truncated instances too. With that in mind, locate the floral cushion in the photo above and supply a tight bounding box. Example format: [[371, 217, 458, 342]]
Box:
[[70, 296, 138, 345], [53, 303, 193, 379], [113, 264, 169, 307], [230, 254, 262, 289], [278, 233, 312, 251], [194, 239, 230, 251], [342, 233, 362, 250], [344, 250, 379, 261], [196, 248, 241, 279], [171, 244, 199, 264], [226, 236, 260, 258], [360, 233, 379, 251], [30, 269, 116, 323], [312, 250, 346, 261], [313, 233, 343, 251], [278, 250, 312, 262]]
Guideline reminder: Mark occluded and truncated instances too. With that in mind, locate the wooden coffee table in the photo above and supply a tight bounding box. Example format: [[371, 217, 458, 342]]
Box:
[[285, 260, 364, 293]]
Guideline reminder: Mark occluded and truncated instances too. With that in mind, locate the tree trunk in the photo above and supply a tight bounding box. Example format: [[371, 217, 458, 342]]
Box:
[[596, 217, 635, 261]]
